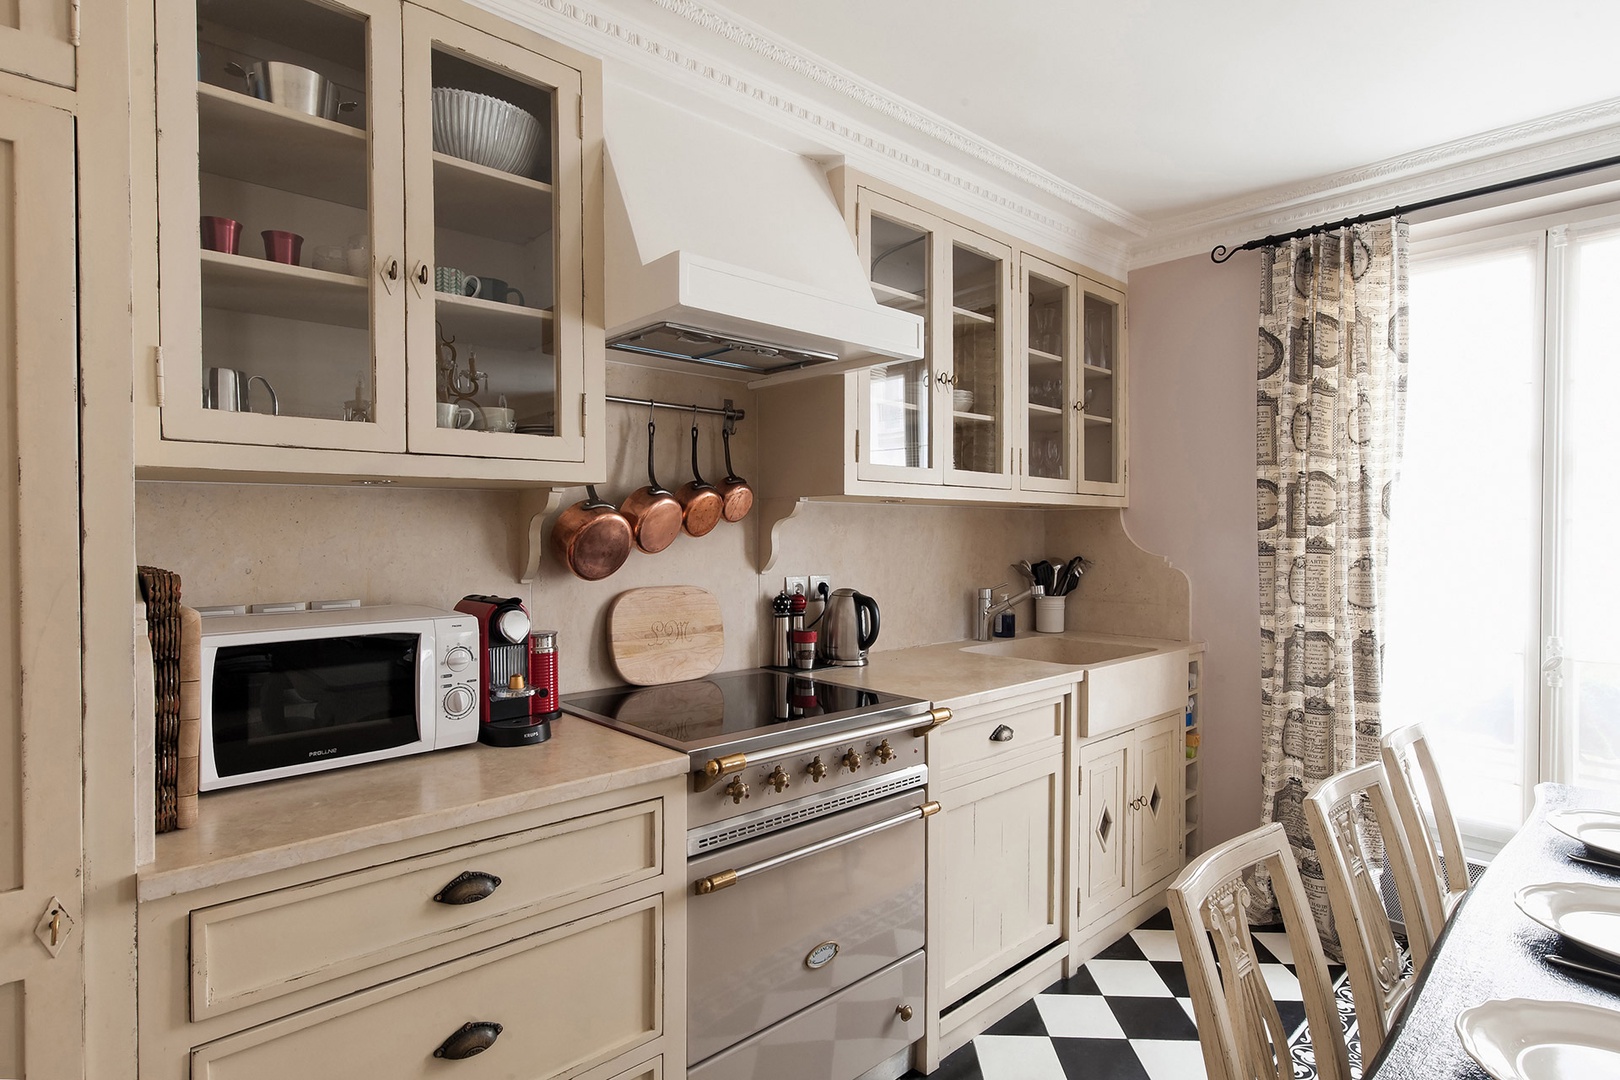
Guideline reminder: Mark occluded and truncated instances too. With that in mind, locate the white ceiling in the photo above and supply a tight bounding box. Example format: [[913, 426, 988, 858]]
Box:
[[692, 0, 1620, 223]]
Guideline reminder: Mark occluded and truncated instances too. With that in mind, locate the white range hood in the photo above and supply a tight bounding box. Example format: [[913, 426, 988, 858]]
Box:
[[604, 86, 923, 385]]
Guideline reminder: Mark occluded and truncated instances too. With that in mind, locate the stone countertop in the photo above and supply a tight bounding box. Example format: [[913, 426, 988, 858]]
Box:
[[138, 717, 687, 901], [807, 631, 1200, 710]]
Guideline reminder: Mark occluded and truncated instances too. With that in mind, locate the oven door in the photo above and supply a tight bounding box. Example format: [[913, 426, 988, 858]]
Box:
[[687, 789, 929, 1065]]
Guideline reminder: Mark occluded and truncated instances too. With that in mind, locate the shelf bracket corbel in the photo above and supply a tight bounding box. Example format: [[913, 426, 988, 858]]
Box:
[[516, 487, 565, 583], [755, 496, 809, 574]]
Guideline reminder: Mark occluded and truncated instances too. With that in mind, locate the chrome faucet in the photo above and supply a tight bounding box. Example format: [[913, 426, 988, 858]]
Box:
[[975, 582, 1044, 641]]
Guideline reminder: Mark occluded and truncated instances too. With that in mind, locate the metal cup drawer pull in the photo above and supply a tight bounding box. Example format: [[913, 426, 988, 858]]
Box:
[[434, 1020, 503, 1059], [432, 870, 503, 905], [989, 724, 1015, 742]]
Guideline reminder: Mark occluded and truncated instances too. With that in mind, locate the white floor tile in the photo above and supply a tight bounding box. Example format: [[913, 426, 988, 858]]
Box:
[[1129, 928, 1185, 962], [1252, 931, 1296, 967], [1178, 997, 1199, 1024], [1034, 994, 1125, 1039], [1084, 959, 1173, 998], [1132, 1038, 1210, 1080], [973, 1035, 1068, 1080], [1260, 962, 1303, 1002]]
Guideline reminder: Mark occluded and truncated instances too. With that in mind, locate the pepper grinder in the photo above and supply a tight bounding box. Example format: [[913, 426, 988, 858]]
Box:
[[772, 591, 792, 667]]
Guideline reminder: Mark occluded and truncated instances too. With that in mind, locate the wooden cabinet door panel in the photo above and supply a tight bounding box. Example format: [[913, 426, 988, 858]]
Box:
[[1076, 733, 1130, 928], [1133, 714, 1184, 888]]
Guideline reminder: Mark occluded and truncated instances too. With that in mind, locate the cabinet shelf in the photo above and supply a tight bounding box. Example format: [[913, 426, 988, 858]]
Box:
[[1082, 413, 1113, 427], [197, 83, 368, 208], [200, 249, 368, 328], [1026, 402, 1063, 416], [953, 305, 995, 325], [871, 281, 925, 313], [1083, 363, 1114, 377], [953, 410, 996, 423], [1028, 347, 1063, 365], [432, 152, 555, 243], [434, 292, 554, 350]]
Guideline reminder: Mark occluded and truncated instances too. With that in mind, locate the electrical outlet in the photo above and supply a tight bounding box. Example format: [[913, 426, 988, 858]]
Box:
[[809, 576, 831, 601], [784, 575, 809, 598]]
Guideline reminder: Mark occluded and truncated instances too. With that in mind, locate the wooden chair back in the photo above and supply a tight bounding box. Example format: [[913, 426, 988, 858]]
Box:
[[1167, 822, 1352, 1080], [1305, 761, 1428, 1060], [1380, 723, 1470, 949]]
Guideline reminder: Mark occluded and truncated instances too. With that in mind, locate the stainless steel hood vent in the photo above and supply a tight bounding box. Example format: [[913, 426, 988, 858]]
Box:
[[604, 86, 923, 385]]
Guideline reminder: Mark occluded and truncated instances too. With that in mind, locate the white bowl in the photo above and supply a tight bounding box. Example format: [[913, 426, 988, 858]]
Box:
[[952, 389, 975, 413], [431, 88, 544, 178]]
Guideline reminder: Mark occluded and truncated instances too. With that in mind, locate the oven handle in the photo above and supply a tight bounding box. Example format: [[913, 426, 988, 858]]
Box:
[[695, 800, 940, 894], [693, 707, 951, 792]]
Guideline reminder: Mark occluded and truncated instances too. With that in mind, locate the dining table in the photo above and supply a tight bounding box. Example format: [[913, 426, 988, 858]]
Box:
[[1365, 781, 1620, 1079]]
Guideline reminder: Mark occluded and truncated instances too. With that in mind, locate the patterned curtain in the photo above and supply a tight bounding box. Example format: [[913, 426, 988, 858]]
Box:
[[1250, 221, 1409, 956]]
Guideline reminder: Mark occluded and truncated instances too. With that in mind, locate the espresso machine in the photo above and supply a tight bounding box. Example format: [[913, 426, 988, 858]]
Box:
[[454, 595, 555, 746]]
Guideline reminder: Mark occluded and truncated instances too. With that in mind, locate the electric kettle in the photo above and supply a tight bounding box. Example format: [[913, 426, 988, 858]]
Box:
[[819, 588, 880, 667]]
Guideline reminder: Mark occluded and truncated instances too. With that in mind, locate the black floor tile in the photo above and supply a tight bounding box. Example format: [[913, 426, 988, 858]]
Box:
[[1107, 995, 1199, 1041], [1137, 906, 1175, 931], [901, 1039, 979, 1080], [1050, 1037, 1152, 1080], [981, 998, 1048, 1038], [1094, 933, 1148, 961], [1149, 958, 1191, 998], [1053, 965, 1102, 996]]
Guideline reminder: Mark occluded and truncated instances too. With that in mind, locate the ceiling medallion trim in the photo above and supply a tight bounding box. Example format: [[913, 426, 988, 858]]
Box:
[[473, 0, 1133, 271], [646, 0, 1149, 237]]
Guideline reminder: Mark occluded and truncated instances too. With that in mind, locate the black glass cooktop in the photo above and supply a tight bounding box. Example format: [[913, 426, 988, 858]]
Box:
[[562, 668, 922, 752]]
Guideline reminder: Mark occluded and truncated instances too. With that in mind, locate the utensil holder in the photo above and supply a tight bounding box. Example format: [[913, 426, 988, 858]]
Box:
[[1035, 595, 1065, 634]]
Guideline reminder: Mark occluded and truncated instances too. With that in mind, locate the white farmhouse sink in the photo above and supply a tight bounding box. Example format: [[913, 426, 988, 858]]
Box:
[[961, 637, 1155, 666]]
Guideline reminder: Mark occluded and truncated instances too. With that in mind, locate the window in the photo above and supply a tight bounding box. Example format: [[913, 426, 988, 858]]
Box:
[[1384, 209, 1620, 851]]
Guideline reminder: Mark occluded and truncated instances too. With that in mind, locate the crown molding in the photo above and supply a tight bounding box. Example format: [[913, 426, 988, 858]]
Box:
[[1130, 98, 1620, 269]]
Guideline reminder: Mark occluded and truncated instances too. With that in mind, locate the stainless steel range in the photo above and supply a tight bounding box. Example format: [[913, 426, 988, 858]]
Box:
[[564, 669, 950, 1080]]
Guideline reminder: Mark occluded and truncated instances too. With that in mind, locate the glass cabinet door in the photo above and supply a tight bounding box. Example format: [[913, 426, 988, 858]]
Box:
[[157, 0, 406, 451], [1020, 256, 1078, 493], [402, 5, 585, 462], [1079, 284, 1125, 491], [856, 191, 937, 483], [945, 228, 1013, 488]]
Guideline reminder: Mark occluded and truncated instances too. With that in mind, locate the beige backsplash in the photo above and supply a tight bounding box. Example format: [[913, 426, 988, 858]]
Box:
[[136, 364, 1189, 694]]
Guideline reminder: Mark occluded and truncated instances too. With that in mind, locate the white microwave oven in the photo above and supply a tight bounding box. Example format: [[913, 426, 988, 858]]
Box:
[[198, 605, 481, 791]]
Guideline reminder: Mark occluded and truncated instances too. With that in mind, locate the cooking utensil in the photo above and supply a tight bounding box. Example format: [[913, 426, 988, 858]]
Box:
[[716, 425, 753, 523], [676, 418, 723, 537], [204, 368, 279, 415], [1032, 560, 1053, 594], [608, 585, 725, 685], [1570, 853, 1620, 873], [620, 417, 682, 554], [1545, 951, 1620, 986], [227, 61, 358, 121], [550, 485, 632, 581], [819, 588, 880, 667]]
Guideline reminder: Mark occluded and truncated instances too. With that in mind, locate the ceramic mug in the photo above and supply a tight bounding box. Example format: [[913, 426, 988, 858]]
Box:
[[474, 277, 526, 306], [481, 406, 516, 433], [434, 267, 480, 297], [436, 402, 475, 429]]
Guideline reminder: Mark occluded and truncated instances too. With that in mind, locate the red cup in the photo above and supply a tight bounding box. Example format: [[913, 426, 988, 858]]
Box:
[[261, 229, 304, 265], [200, 216, 242, 255]]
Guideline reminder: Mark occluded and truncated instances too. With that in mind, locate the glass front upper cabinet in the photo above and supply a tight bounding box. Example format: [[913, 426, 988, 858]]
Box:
[[859, 197, 934, 481], [402, 4, 585, 462], [1020, 256, 1078, 492], [1080, 285, 1125, 491], [947, 235, 1011, 488], [160, 0, 406, 452]]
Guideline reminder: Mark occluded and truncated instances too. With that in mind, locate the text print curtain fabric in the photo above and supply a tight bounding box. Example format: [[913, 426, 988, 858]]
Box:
[[1251, 222, 1409, 952]]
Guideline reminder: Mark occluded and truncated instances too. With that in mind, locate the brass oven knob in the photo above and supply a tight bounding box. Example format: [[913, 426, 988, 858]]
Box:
[[766, 765, 791, 793], [807, 756, 829, 782], [842, 747, 862, 773], [875, 739, 897, 764], [724, 776, 750, 804]]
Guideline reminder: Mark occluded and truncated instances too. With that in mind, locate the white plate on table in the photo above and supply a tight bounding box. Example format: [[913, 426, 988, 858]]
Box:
[[1515, 880, 1620, 965], [1547, 808, 1620, 860], [1457, 998, 1620, 1079]]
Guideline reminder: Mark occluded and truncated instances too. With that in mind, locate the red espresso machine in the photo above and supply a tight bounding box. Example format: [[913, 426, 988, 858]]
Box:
[[453, 595, 558, 746]]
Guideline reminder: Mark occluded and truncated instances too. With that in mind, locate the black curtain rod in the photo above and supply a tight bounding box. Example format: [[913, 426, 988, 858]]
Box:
[[1210, 154, 1620, 263]]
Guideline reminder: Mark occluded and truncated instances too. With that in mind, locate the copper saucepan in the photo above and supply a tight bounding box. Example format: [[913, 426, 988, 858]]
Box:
[[620, 418, 682, 554], [551, 485, 632, 580], [675, 416, 723, 537], [716, 424, 753, 523]]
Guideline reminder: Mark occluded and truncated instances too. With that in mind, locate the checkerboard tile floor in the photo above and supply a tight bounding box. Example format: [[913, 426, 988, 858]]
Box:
[[909, 908, 1361, 1080]]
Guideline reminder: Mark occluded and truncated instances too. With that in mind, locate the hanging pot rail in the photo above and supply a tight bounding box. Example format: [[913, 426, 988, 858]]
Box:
[[606, 395, 744, 433]]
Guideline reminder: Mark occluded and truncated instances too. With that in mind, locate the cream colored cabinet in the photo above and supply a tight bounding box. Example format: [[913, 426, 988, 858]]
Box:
[[0, 1, 74, 89], [1073, 712, 1184, 937], [0, 86, 83, 1080], [142, 0, 604, 485], [138, 779, 685, 1080], [756, 171, 1127, 510]]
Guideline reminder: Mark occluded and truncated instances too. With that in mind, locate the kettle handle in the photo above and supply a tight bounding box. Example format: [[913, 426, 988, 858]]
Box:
[[854, 591, 880, 651]]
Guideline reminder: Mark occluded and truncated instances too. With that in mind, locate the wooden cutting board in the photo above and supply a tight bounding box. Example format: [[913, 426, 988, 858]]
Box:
[[608, 585, 725, 685]]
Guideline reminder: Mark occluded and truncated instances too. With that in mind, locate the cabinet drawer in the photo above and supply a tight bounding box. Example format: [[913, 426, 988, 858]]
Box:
[[933, 691, 1065, 778], [191, 799, 662, 1020], [689, 952, 922, 1080], [190, 896, 662, 1080]]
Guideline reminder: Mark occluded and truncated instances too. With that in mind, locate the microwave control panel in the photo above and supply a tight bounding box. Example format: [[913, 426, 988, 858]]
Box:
[[436, 616, 482, 745]]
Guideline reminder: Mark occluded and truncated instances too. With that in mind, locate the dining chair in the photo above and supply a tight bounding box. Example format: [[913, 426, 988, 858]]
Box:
[[1167, 822, 1352, 1080], [1381, 723, 1471, 951], [1305, 761, 1429, 1061]]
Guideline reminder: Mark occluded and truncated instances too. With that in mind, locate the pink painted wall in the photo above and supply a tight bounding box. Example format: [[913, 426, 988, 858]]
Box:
[[1123, 249, 1263, 849]]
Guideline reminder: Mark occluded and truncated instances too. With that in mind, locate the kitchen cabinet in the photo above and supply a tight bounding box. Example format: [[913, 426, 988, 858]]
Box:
[[137, 776, 686, 1080], [0, 82, 83, 1080], [755, 170, 1127, 515], [140, 0, 604, 485], [0, 1, 74, 89]]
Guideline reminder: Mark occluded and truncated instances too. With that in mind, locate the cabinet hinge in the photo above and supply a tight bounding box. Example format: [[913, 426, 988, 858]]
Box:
[[153, 345, 165, 407], [580, 392, 588, 433], [854, 429, 860, 462], [69, 0, 81, 46], [576, 95, 583, 139]]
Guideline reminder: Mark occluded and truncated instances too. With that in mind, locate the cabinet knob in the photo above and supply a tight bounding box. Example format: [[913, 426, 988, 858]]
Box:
[[434, 1021, 503, 1059], [895, 1004, 914, 1022], [989, 724, 1015, 743], [433, 870, 502, 905], [416, 263, 429, 285], [386, 258, 399, 281]]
